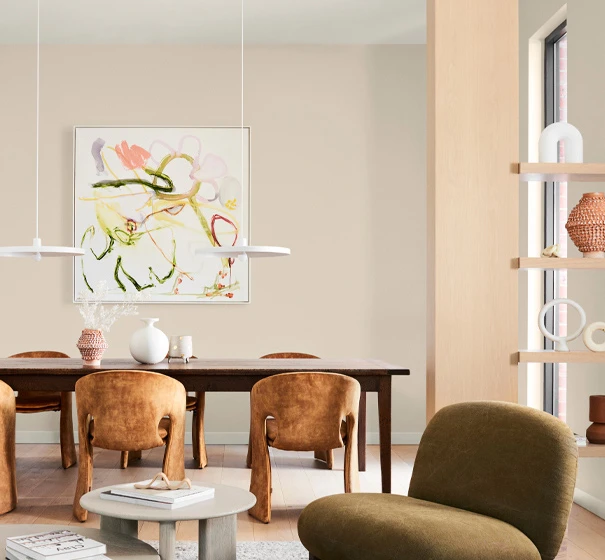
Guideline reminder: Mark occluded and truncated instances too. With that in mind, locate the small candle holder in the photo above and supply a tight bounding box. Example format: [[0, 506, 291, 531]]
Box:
[[168, 335, 193, 363]]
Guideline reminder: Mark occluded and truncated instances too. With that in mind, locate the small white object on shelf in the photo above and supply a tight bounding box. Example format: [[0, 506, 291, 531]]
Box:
[[6, 530, 106, 560], [541, 244, 561, 258], [539, 122, 583, 163], [583, 321, 605, 352], [538, 298, 586, 352], [575, 435, 588, 447], [129, 318, 169, 364]]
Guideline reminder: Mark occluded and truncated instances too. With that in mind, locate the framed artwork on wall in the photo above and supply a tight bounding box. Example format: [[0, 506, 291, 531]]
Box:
[[73, 126, 250, 303]]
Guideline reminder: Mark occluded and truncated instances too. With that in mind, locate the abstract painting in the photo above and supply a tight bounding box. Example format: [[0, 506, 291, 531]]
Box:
[[74, 127, 250, 303]]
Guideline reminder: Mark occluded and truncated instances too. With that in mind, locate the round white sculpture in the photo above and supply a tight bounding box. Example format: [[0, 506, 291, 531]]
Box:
[[539, 122, 583, 163], [583, 321, 605, 352], [130, 318, 169, 364], [538, 298, 586, 352]]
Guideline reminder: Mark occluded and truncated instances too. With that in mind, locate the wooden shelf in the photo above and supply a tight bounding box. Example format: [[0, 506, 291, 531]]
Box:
[[579, 444, 605, 458], [516, 163, 605, 182], [517, 258, 605, 270], [518, 351, 605, 364]]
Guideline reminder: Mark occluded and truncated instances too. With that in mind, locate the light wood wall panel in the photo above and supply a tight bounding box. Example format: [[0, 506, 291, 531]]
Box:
[[427, 0, 519, 420]]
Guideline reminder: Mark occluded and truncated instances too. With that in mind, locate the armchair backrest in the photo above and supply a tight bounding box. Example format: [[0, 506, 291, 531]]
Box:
[[408, 401, 578, 560], [75, 370, 185, 451]]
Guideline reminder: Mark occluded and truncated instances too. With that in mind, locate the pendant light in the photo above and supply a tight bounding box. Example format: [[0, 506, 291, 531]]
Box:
[[195, 0, 290, 260], [0, 0, 84, 261]]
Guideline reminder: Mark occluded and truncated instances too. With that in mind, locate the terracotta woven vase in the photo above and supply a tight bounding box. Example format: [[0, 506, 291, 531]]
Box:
[[77, 329, 108, 366], [587, 395, 605, 445], [566, 192, 605, 258]]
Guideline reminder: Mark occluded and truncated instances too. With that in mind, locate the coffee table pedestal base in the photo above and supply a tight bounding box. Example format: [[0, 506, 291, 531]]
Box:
[[100, 515, 138, 538], [198, 515, 237, 560]]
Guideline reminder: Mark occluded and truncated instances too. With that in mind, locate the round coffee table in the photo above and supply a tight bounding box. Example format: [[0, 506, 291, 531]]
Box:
[[0, 525, 158, 560], [80, 483, 256, 560]]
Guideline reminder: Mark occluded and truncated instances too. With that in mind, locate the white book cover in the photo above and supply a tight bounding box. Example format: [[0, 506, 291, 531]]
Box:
[[100, 490, 214, 510], [108, 481, 215, 504], [6, 548, 110, 560], [7, 531, 106, 560]]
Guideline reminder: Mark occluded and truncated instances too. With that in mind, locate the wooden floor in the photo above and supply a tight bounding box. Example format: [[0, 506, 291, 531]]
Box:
[[2, 444, 605, 558]]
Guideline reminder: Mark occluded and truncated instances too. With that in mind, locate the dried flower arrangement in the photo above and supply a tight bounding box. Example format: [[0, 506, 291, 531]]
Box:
[[77, 281, 140, 332]]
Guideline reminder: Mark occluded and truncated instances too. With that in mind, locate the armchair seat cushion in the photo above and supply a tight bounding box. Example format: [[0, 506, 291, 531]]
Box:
[[298, 494, 541, 560], [16, 392, 61, 412]]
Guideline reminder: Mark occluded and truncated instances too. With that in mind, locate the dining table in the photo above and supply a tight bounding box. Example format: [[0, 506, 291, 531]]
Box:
[[0, 357, 409, 493]]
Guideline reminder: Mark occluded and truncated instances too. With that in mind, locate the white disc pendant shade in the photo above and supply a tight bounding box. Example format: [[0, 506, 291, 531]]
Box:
[[194, 0, 289, 260], [0, 0, 84, 260]]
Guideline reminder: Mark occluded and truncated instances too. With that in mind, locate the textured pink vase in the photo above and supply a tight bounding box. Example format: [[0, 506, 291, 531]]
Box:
[[77, 329, 108, 366]]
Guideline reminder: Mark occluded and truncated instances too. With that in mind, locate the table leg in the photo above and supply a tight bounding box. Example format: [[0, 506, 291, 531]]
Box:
[[99, 515, 138, 538], [358, 392, 366, 472], [159, 521, 177, 560], [198, 515, 237, 560], [378, 377, 392, 493]]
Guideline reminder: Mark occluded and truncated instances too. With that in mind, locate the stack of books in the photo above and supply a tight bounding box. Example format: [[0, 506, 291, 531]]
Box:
[[6, 530, 107, 560], [100, 481, 215, 510]]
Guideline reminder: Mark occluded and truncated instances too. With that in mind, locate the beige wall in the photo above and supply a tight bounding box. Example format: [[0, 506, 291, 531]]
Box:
[[0, 45, 427, 443], [520, 0, 605, 514]]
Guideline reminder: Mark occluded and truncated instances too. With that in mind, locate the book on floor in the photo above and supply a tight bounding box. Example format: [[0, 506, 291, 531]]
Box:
[[99, 481, 215, 509], [6, 530, 106, 560]]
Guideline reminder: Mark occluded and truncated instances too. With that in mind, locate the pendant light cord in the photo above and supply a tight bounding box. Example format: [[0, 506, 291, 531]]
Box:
[[35, 0, 40, 240], [241, 0, 244, 242]]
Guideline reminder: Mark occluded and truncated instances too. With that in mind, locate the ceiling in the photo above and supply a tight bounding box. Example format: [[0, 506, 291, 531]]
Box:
[[0, 0, 426, 45]]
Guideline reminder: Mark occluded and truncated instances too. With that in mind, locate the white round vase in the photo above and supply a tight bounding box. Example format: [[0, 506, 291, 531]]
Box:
[[130, 318, 169, 364]]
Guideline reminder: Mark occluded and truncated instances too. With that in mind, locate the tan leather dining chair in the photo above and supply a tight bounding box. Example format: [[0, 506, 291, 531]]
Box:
[[73, 370, 186, 521], [0, 380, 17, 514], [248, 372, 360, 523], [9, 351, 76, 469], [120, 356, 206, 469], [246, 353, 336, 469]]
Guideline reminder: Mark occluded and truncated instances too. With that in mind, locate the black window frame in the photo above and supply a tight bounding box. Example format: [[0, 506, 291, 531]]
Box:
[[543, 20, 567, 416]]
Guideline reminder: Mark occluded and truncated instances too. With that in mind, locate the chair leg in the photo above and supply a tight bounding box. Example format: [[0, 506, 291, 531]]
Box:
[[73, 434, 93, 521], [193, 392, 208, 469], [0, 387, 17, 514], [344, 414, 359, 493], [131, 450, 142, 461], [120, 451, 129, 469], [59, 392, 77, 469], [313, 450, 334, 469], [163, 414, 186, 481], [248, 442, 272, 523]]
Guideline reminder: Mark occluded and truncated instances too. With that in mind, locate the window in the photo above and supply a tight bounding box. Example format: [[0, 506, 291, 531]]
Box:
[[543, 21, 567, 420]]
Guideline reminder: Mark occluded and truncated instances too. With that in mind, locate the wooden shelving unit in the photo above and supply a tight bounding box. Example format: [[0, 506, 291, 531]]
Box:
[[518, 351, 605, 364], [579, 444, 605, 458], [516, 162, 605, 459], [517, 257, 605, 270], [516, 163, 605, 182]]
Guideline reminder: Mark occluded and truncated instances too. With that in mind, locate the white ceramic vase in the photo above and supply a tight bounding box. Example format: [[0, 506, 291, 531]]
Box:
[[130, 318, 169, 364]]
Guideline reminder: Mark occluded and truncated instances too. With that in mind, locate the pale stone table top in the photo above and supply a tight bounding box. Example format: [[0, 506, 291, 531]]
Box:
[[0, 525, 159, 560], [81, 482, 256, 522]]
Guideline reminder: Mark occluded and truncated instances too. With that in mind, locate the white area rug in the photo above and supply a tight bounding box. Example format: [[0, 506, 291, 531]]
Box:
[[146, 540, 308, 560]]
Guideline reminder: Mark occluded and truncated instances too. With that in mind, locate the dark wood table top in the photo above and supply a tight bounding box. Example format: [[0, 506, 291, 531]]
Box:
[[0, 358, 409, 376]]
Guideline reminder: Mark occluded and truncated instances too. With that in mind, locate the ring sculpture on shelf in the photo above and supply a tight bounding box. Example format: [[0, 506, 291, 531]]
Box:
[[539, 298, 586, 352], [539, 122, 584, 163], [583, 322, 605, 352]]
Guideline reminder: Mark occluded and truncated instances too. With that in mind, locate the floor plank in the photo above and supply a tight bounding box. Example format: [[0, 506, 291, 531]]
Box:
[[1, 443, 603, 552]]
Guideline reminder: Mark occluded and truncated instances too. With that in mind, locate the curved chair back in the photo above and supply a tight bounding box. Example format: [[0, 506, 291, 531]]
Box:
[[408, 401, 578, 560], [75, 370, 186, 451], [10, 351, 69, 399], [260, 352, 319, 359], [251, 372, 359, 451]]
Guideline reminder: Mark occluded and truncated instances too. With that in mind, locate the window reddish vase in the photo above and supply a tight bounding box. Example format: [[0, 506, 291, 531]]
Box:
[[586, 395, 605, 444], [77, 329, 108, 366]]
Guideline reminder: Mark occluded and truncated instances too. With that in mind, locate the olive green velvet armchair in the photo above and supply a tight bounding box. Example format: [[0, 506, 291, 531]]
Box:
[[298, 401, 578, 560]]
